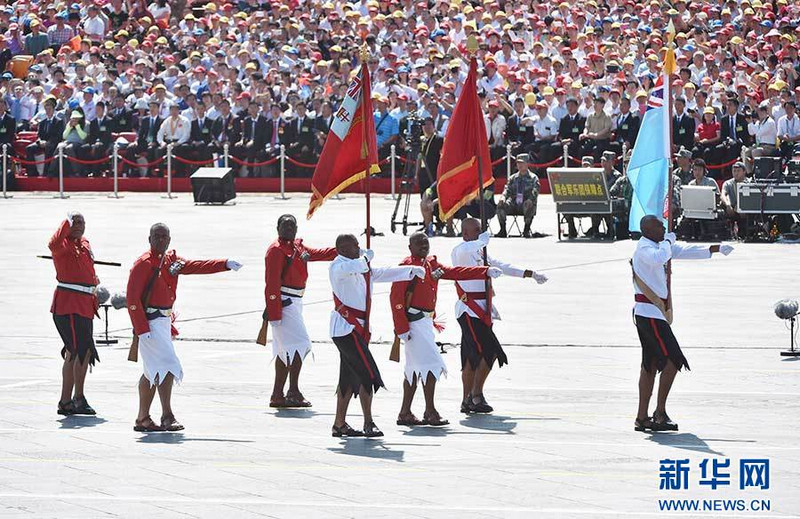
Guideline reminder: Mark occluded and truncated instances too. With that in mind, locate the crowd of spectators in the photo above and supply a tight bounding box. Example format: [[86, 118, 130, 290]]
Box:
[[1, 0, 800, 182]]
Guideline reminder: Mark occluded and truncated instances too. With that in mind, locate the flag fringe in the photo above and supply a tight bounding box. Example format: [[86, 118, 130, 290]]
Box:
[[306, 164, 381, 219]]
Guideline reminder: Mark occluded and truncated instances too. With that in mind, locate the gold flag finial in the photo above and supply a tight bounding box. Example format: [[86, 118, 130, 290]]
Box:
[[359, 43, 370, 63], [666, 19, 676, 44], [466, 35, 478, 57]]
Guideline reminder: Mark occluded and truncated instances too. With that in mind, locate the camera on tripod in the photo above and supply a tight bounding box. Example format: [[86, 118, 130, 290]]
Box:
[[390, 111, 427, 235]]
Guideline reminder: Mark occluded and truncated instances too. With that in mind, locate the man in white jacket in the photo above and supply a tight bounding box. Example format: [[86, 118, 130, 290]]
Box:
[[632, 215, 733, 433], [451, 218, 547, 414], [328, 234, 425, 438]]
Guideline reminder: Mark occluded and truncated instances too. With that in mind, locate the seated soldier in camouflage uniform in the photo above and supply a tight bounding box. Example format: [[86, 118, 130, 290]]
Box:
[[496, 154, 541, 238]]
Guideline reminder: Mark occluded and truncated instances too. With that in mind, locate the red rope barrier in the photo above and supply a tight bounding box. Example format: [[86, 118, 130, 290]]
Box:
[[527, 156, 564, 168], [229, 155, 279, 167], [706, 157, 739, 170], [65, 155, 111, 165], [397, 156, 409, 164], [285, 156, 317, 168], [379, 157, 391, 165], [119, 155, 166, 167], [490, 155, 506, 166], [10, 155, 57, 166], [172, 155, 216, 166]]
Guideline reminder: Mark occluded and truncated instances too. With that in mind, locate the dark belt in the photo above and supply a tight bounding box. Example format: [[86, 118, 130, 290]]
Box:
[[145, 306, 172, 320], [635, 294, 667, 305], [461, 291, 486, 300]]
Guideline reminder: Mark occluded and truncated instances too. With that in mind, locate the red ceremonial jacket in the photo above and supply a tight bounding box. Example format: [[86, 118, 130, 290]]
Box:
[[264, 238, 337, 321], [49, 219, 98, 319], [127, 249, 229, 335], [390, 255, 488, 335]]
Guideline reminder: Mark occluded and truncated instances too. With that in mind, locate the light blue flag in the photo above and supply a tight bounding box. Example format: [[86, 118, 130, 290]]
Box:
[[627, 102, 670, 233]]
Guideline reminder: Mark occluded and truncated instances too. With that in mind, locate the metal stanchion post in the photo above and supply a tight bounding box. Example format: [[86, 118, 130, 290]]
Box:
[[389, 144, 397, 200], [621, 143, 628, 173], [223, 143, 229, 169], [56, 143, 68, 199], [275, 144, 288, 200], [506, 143, 513, 177], [563, 144, 569, 167], [111, 143, 119, 199], [2, 144, 10, 199], [166, 143, 174, 199]]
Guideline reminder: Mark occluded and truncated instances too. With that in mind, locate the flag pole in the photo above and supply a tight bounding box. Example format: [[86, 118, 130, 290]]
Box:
[[666, 21, 676, 313], [360, 44, 372, 250], [666, 21, 676, 232], [465, 36, 492, 310]]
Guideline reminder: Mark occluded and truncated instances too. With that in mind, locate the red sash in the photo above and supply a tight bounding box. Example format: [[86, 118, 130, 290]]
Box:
[[333, 293, 370, 341], [456, 283, 492, 326]]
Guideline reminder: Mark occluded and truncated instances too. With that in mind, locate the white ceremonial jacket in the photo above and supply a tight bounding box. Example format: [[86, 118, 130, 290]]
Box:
[[328, 255, 417, 338], [451, 236, 525, 320], [632, 237, 711, 321]]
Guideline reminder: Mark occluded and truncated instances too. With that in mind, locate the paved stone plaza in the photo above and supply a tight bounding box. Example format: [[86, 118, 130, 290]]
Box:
[[0, 192, 798, 518]]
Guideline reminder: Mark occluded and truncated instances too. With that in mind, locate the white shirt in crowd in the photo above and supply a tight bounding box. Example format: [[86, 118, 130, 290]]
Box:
[[777, 113, 800, 141], [328, 254, 418, 338], [484, 114, 506, 146], [632, 236, 712, 321], [534, 113, 559, 140], [157, 114, 190, 145], [747, 116, 777, 146]]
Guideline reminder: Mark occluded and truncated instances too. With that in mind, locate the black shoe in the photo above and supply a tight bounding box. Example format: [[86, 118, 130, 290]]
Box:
[[363, 422, 384, 438], [71, 396, 96, 415], [470, 394, 493, 414], [523, 227, 532, 238], [496, 229, 508, 238], [652, 411, 679, 431], [332, 422, 364, 437], [57, 400, 75, 416], [634, 416, 654, 432]]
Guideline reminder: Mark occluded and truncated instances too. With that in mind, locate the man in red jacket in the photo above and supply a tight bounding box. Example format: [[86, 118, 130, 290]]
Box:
[[126, 223, 242, 432], [264, 214, 336, 408], [390, 232, 502, 427], [50, 212, 100, 416]]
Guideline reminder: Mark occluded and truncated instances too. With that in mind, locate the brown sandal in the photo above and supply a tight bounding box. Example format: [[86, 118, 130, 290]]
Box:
[[269, 395, 288, 408], [133, 416, 163, 432], [422, 412, 450, 427], [396, 413, 424, 426], [285, 392, 312, 408], [160, 414, 185, 432]]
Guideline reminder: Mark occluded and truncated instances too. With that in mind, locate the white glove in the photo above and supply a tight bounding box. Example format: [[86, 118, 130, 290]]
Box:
[[533, 272, 548, 284], [399, 332, 411, 342], [226, 260, 243, 271], [138, 332, 151, 341], [487, 267, 503, 278], [478, 230, 491, 246], [269, 320, 282, 327], [67, 211, 79, 226], [410, 266, 426, 279], [720, 244, 734, 256], [664, 232, 677, 245], [361, 248, 375, 262]]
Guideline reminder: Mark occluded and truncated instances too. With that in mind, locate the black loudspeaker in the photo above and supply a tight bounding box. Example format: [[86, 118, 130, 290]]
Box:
[[753, 156, 782, 182], [190, 167, 235, 204]]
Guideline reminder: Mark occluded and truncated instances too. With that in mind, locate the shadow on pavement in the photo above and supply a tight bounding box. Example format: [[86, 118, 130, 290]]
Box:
[[136, 433, 254, 444], [458, 414, 519, 434], [271, 409, 330, 419], [645, 432, 727, 456], [58, 416, 108, 429], [327, 439, 405, 463]]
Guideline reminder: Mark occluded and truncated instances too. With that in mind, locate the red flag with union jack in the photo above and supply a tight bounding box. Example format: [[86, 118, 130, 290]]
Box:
[[307, 64, 379, 219]]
